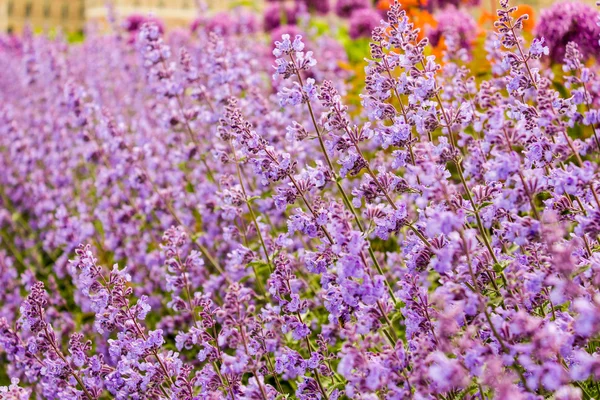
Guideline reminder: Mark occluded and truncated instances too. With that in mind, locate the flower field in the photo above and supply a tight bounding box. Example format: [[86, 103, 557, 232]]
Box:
[[1, 0, 600, 398]]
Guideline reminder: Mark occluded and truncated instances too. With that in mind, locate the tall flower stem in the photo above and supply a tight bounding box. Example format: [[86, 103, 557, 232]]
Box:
[[461, 231, 529, 389], [431, 85, 503, 276], [290, 55, 400, 303], [504, 11, 600, 210], [88, 122, 226, 278], [38, 307, 95, 400], [239, 323, 269, 400], [228, 140, 273, 273]]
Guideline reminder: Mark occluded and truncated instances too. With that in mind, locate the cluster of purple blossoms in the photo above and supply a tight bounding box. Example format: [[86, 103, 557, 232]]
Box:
[[124, 14, 165, 35], [302, 0, 331, 14], [535, 1, 600, 63], [335, 0, 371, 18], [264, 2, 304, 32], [428, 6, 478, 51], [349, 8, 383, 40], [266, 0, 331, 15], [191, 10, 259, 36], [1, 0, 600, 399]]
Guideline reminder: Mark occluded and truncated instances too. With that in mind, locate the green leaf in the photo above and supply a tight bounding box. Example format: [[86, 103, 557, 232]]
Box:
[[493, 261, 509, 273]]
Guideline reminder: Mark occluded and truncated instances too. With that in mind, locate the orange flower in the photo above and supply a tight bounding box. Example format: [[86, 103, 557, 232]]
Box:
[[431, 35, 446, 61], [514, 4, 535, 32], [481, 4, 535, 32], [378, 0, 428, 11], [376, 1, 435, 40], [404, 0, 426, 8], [479, 5, 535, 32], [406, 9, 436, 39], [478, 10, 495, 27], [377, 0, 391, 10]]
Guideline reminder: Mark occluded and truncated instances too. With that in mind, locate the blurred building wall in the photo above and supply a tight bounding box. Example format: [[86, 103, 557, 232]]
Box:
[[0, 0, 264, 33], [1, 0, 85, 33], [85, 0, 198, 30], [0, 0, 232, 33]]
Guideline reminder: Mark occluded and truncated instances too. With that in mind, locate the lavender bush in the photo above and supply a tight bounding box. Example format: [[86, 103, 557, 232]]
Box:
[[1, 1, 600, 398]]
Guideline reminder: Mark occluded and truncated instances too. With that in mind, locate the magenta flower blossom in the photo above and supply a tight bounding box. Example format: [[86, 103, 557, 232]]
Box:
[[349, 8, 382, 39], [0, 34, 21, 53], [204, 12, 235, 36], [535, 1, 600, 63], [334, 0, 370, 18], [426, 0, 480, 11], [301, 0, 330, 14], [123, 14, 164, 34], [191, 11, 258, 35], [428, 7, 478, 51], [264, 2, 303, 32]]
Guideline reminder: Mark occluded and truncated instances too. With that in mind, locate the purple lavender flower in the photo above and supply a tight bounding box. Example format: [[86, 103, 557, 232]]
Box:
[[0, 378, 31, 399]]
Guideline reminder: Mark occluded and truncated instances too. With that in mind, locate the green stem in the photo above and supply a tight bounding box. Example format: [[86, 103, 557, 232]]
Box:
[[228, 140, 272, 272]]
